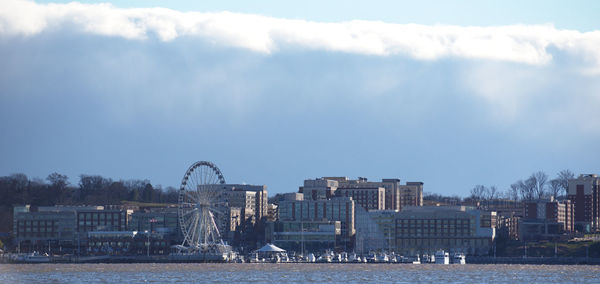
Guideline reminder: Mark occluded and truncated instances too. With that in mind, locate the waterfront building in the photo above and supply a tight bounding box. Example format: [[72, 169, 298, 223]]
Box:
[[76, 207, 131, 232], [568, 174, 600, 232], [87, 231, 173, 255], [355, 206, 496, 255], [278, 194, 355, 249], [520, 198, 574, 240], [354, 208, 397, 253], [87, 231, 137, 255], [12, 205, 132, 254], [128, 207, 180, 235], [13, 206, 77, 253], [265, 220, 341, 253]]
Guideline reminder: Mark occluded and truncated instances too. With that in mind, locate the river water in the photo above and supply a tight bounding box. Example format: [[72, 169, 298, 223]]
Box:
[[1, 263, 599, 283]]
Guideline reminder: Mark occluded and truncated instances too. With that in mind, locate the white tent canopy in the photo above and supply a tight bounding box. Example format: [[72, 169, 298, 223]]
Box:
[[256, 243, 285, 252]]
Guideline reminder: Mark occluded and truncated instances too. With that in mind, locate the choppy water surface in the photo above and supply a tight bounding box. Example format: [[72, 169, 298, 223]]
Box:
[[1, 263, 599, 283]]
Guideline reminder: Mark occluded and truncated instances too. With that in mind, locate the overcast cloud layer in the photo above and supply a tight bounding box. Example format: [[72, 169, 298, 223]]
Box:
[[2, 0, 600, 71], [1, 1, 599, 195]]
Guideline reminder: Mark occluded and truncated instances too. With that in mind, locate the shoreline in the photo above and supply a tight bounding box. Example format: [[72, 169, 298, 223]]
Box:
[[2, 254, 600, 265]]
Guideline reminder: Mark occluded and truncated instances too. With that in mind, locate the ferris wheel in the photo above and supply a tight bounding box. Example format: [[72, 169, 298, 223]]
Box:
[[178, 161, 227, 250]]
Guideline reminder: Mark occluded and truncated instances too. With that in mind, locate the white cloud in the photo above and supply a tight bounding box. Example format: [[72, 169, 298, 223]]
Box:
[[1, 0, 600, 72]]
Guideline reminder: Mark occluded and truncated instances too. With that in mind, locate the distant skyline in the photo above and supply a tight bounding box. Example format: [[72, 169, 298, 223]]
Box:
[[0, 0, 599, 196]]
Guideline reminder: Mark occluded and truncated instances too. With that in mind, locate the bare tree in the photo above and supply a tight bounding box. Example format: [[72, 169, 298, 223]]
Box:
[[518, 178, 536, 201], [487, 186, 498, 200], [557, 169, 574, 197], [548, 179, 561, 199], [509, 183, 520, 201], [532, 171, 548, 199], [47, 172, 69, 189], [470, 185, 487, 201]]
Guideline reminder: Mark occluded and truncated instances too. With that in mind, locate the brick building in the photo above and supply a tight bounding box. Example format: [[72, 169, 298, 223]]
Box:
[[520, 198, 574, 240], [335, 185, 386, 210], [300, 177, 423, 210], [568, 174, 600, 232]]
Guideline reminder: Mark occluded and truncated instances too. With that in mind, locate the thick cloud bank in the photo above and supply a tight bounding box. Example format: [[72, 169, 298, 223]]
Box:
[[1, 0, 600, 72]]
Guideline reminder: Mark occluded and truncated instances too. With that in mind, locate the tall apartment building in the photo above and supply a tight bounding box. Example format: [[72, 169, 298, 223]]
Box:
[[335, 185, 386, 210], [399, 182, 424, 209], [299, 178, 339, 200], [209, 207, 241, 244], [223, 190, 256, 224], [220, 184, 268, 222], [568, 174, 600, 232], [520, 198, 574, 240], [300, 177, 423, 210], [278, 193, 355, 248], [337, 177, 423, 210], [213, 184, 269, 247]]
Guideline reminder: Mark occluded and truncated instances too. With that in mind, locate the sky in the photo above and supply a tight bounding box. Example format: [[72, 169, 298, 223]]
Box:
[[1, 0, 599, 197]]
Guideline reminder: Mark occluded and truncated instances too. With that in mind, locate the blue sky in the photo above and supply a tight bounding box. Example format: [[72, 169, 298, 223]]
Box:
[[0, 0, 599, 197], [33, 0, 600, 31]]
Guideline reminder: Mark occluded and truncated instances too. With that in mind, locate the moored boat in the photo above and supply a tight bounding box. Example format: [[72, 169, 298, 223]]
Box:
[[452, 253, 466, 264], [15, 252, 51, 263], [434, 250, 450, 264]]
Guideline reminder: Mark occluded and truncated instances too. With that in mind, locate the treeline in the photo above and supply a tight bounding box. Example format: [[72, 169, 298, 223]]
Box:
[[469, 169, 574, 202], [423, 169, 576, 204], [0, 173, 179, 207]]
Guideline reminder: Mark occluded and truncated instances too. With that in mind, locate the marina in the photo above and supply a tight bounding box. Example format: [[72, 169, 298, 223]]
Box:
[[4, 251, 600, 265]]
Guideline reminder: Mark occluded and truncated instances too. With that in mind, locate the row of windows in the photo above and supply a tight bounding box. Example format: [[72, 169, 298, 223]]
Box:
[[89, 241, 168, 247], [18, 226, 56, 232], [396, 238, 488, 247], [398, 230, 472, 237], [18, 232, 59, 237], [78, 213, 122, 220], [18, 221, 57, 226], [274, 235, 335, 241], [398, 222, 470, 227], [398, 219, 470, 225], [78, 220, 121, 226]]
